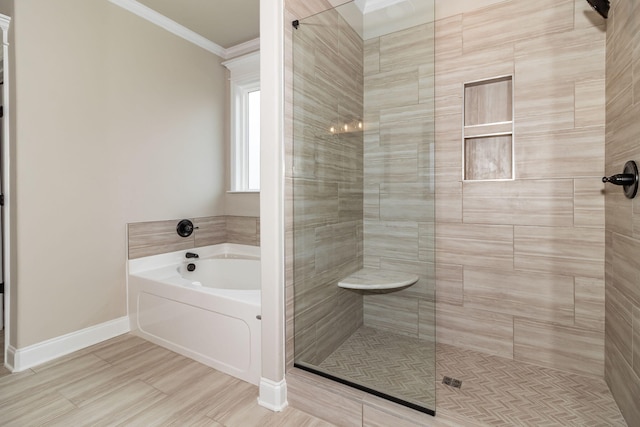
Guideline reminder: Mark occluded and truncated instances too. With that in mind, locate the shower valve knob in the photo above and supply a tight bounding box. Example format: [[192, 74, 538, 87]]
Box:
[[602, 160, 639, 199], [602, 174, 635, 185]]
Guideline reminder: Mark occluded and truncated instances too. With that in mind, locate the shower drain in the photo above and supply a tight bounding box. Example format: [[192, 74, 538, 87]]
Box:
[[442, 376, 462, 389]]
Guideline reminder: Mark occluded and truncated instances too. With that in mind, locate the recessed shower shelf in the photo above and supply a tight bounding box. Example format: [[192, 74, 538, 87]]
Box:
[[338, 268, 419, 290]]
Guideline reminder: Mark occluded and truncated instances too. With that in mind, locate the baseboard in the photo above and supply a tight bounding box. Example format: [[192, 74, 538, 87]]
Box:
[[10, 316, 130, 372], [257, 377, 288, 412]]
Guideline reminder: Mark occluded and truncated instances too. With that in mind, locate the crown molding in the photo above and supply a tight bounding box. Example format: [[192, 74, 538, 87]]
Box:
[[225, 38, 260, 60], [109, 0, 227, 58]]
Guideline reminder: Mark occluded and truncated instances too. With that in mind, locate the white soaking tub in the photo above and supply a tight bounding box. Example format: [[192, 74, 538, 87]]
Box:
[[127, 243, 261, 385]]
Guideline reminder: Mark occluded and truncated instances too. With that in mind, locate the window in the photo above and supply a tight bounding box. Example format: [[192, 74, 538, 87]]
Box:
[[223, 52, 260, 192]]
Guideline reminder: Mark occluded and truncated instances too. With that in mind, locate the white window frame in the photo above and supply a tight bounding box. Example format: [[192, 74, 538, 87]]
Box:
[[223, 52, 261, 192]]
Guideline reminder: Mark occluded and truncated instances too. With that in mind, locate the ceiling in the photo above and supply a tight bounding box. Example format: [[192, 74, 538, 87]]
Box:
[[136, 0, 260, 49], [338, 0, 435, 40]]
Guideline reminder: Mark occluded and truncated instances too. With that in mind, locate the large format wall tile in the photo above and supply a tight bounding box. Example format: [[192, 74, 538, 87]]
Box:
[[464, 268, 574, 324], [379, 23, 434, 73], [606, 102, 640, 175], [437, 223, 513, 269], [515, 127, 605, 179], [286, 0, 346, 21], [193, 216, 226, 247], [575, 277, 605, 332], [436, 304, 513, 358], [380, 183, 434, 222], [514, 26, 605, 133], [514, 318, 604, 376], [128, 220, 194, 259], [287, 368, 364, 427], [433, 0, 606, 380], [435, 181, 462, 224], [605, 336, 640, 426], [514, 226, 604, 278], [434, 14, 462, 65], [463, 180, 574, 226], [612, 233, 640, 307], [575, 79, 606, 128], [462, 0, 574, 53], [362, 22, 435, 345], [365, 221, 419, 261], [436, 45, 514, 100], [315, 221, 360, 274], [291, 5, 365, 368], [418, 300, 435, 343], [364, 294, 419, 337], [128, 216, 258, 259], [293, 179, 339, 228], [574, 178, 605, 228], [226, 216, 259, 246], [605, 284, 634, 365], [365, 146, 418, 185], [436, 264, 463, 306], [365, 69, 420, 112]]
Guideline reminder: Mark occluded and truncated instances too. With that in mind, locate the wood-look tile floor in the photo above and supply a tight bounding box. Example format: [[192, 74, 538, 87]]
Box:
[[0, 334, 332, 427], [0, 331, 628, 426]]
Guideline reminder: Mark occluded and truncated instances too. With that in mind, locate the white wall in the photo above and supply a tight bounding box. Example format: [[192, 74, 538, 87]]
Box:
[[6, 0, 226, 348]]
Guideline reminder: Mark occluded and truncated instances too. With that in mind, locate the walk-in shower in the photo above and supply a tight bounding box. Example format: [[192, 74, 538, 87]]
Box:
[[292, 0, 436, 414]]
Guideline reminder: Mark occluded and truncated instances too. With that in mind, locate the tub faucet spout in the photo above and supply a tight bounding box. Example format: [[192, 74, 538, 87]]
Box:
[[185, 252, 199, 259]]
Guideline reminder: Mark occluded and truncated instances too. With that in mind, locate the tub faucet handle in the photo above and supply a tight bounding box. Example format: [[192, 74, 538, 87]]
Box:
[[186, 252, 199, 259]]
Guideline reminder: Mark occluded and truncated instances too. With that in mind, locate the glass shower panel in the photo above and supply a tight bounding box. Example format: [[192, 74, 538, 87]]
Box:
[[292, 0, 435, 414]]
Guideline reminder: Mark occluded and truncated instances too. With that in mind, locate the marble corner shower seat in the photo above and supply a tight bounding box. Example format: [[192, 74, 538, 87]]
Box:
[[337, 268, 419, 290]]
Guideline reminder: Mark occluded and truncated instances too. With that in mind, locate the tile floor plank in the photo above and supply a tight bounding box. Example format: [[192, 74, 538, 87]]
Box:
[[0, 332, 628, 426]]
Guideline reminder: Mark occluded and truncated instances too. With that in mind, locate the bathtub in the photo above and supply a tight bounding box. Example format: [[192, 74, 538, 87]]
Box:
[[127, 243, 261, 385]]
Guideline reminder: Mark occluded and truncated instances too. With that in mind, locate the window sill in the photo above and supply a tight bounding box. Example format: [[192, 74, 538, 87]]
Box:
[[227, 190, 260, 194]]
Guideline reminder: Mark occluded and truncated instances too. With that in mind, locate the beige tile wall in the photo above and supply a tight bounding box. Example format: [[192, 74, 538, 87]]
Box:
[[285, 0, 614, 421], [435, 0, 607, 377], [362, 23, 436, 339], [287, 368, 439, 427], [127, 215, 259, 259], [604, 0, 640, 424], [290, 5, 365, 366]]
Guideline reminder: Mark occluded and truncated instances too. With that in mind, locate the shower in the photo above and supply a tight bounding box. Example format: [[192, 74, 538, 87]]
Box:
[[291, 0, 436, 415], [586, 0, 609, 18]]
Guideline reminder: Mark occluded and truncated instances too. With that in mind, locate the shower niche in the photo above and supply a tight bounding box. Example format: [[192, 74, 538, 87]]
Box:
[[292, 0, 436, 416], [463, 76, 514, 181]]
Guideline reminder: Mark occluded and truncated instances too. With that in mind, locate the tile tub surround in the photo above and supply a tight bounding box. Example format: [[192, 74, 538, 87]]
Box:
[[604, 0, 640, 424], [128, 215, 260, 259]]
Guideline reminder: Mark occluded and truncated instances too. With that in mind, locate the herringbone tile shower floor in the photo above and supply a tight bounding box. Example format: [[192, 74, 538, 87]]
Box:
[[317, 326, 627, 426], [318, 326, 436, 408], [436, 343, 626, 426]]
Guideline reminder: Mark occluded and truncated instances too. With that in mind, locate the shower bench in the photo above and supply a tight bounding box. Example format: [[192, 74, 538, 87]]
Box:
[[337, 268, 419, 290]]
